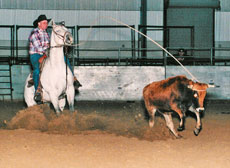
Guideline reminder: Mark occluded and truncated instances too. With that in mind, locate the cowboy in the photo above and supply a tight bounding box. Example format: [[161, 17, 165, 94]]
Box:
[[29, 14, 81, 103]]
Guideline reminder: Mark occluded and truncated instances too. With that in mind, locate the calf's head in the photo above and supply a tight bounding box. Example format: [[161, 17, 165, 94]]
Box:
[[188, 82, 209, 112]]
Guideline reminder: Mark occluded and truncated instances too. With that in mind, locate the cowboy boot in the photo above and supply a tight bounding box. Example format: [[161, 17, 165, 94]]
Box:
[[34, 83, 42, 104]]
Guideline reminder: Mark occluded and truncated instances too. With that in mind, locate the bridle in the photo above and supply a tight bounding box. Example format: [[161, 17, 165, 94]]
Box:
[[50, 24, 72, 48], [47, 24, 73, 96]]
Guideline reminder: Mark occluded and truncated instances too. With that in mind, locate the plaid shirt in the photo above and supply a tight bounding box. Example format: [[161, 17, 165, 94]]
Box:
[[29, 28, 50, 55]]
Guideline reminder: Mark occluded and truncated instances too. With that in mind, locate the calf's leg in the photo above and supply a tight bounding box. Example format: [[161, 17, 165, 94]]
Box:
[[171, 104, 185, 131], [148, 108, 157, 128], [160, 112, 182, 138], [144, 100, 157, 127], [189, 106, 202, 136]]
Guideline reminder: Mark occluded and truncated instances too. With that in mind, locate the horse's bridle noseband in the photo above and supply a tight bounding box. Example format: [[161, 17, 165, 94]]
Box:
[[51, 25, 72, 46]]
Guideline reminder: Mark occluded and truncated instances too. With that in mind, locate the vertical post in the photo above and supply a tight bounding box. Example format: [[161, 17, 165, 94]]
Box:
[[210, 47, 213, 65], [131, 25, 135, 60], [164, 51, 167, 79], [191, 26, 194, 58], [73, 25, 77, 67], [118, 48, 121, 66], [11, 26, 14, 65], [76, 26, 80, 66], [14, 25, 17, 64], [137, 25, 140, 59], [140, 0, 147, 59], [163, 0, 168, 49]]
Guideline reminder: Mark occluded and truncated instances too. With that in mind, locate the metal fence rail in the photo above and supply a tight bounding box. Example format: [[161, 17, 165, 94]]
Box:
[[1, 24, 230, 66], [1, 45, 230, 66]]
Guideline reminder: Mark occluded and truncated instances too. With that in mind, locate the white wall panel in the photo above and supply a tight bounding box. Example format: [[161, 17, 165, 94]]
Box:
[[6, 65, 230, 100]]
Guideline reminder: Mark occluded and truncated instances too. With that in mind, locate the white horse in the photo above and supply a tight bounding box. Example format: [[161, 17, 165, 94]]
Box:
[[24, 20, 75, 116]]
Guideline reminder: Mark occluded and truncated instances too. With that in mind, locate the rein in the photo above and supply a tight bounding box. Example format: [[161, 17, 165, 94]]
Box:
[[50, 25, 71, 48]]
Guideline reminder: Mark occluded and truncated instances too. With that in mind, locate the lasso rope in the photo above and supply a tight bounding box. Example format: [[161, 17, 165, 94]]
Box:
[[55, 16, 200, 82]]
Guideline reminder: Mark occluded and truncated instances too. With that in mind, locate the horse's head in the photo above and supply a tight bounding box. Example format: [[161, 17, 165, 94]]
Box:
[[51, 20, 73, 46]]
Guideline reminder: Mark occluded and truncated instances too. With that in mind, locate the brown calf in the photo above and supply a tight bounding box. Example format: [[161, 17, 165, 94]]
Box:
[[143, 75, 211, 138]]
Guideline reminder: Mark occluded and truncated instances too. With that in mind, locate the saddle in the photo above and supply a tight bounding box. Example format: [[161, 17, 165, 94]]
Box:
[[27, 54, 82, 101]]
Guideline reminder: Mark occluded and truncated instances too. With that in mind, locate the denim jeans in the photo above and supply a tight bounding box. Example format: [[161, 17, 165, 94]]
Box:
[[30, 53, 42, 91], [64, 56, 74, 74], [30, 54, 74, 91]]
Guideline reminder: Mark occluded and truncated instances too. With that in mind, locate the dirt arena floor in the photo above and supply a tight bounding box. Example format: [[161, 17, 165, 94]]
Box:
[[0, 100, 230, 168]]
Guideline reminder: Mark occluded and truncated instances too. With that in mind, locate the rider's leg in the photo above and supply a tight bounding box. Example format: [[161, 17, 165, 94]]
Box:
[[64, 56, 74, 75], [64, 56, 82, 89], [30, 53, 42, 102]]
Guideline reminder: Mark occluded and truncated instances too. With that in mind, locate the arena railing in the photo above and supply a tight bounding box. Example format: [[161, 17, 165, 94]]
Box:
[[0, 25, 14, 65], [72, 47, 230, 66], [1, 45, 230, 66]]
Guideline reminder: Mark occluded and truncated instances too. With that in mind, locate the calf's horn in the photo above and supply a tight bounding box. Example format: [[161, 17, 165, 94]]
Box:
[[208, 84, 220, 88]]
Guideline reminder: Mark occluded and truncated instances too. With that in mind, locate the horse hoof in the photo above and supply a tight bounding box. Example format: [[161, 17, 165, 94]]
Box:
[[194, 127, 202, 136], [176, 134, 183, 139], [177, 126, 185, 132], [56, 112, 61, 117]]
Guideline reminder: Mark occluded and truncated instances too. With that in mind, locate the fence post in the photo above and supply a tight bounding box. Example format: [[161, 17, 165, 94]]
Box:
[[210, 47, 213, 65], [118, 48, 121, 66]]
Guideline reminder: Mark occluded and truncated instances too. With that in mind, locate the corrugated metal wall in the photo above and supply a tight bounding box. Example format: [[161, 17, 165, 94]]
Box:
[[167, 0, 220, 8], [0, 0, 163, 11], [0, 9, 163, 41], [220, 0, 230, 11], [215, 11, 230, 58], [215, 11, 230, 42], [0, 8, 163, 59], [0, 0, 230, 55]]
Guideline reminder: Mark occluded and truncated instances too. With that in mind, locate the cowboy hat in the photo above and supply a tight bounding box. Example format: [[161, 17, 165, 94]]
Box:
[[33, 14, 51, 27]]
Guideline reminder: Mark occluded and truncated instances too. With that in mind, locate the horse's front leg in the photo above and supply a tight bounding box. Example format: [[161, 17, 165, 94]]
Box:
[[66, 85, 75, 112], [50, 95, 62, 116], [58, 98, 66, 111]]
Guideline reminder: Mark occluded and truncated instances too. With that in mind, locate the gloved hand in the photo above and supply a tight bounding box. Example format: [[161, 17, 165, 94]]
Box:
[[39, 54, 47, 63]]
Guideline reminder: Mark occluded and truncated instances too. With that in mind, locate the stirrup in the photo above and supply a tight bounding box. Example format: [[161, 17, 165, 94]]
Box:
[[34, 91, 42, 104]]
